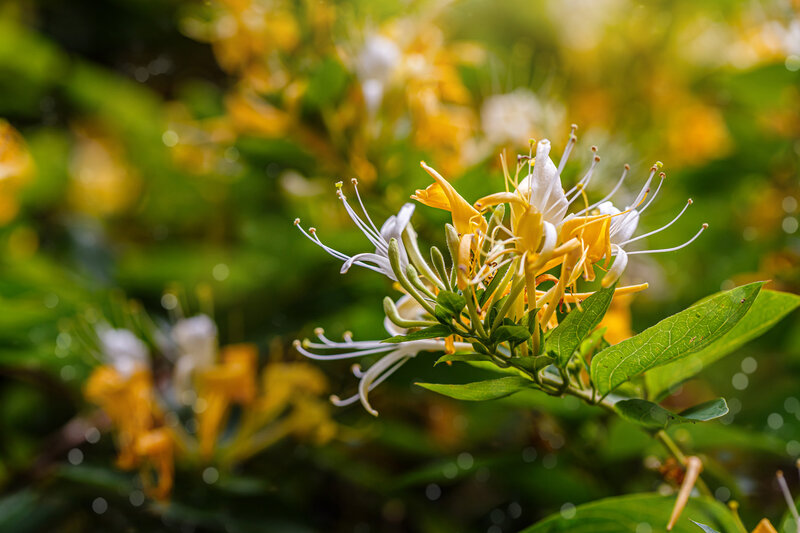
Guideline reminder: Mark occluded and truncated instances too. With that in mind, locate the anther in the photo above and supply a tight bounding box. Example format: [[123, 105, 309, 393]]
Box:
[[624, 163, 630, 170], [293, 218, 301, 225], [335, 181, 343, 188], [314, 327, 325, 336], [351, 178, 358, 185], [309, 227, 317, 234]]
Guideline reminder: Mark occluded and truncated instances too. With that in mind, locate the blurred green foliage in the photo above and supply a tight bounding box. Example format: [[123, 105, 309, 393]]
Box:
[[0, 0, 798, 531]]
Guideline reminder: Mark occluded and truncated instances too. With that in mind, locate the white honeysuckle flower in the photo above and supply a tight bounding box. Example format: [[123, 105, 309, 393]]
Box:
[[294, 179, 414, 282], [295, 295, 470, 416], [97, 327, 149, 378], [172, 314, 218, 396], [515, 139, 569, 227], [356, 34, 401, 113], [481, 90, 542, 147], [502, 128, 708, 287]]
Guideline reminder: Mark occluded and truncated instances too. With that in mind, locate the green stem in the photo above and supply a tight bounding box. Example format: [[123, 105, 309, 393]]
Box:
[[655, 430, 713, 498]]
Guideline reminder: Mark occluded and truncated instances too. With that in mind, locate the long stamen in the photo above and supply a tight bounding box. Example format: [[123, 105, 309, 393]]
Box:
[[565, 147, 599, 199], [337, 186, 388, 252], [350, 178, 382, 237], [620, 199, 693, 246], [579, 164, 630, 215], [293, 340, 395, 360], [627, 223, 708, 255], [777, 470, 800, 533], [638, 172, 666, 215]]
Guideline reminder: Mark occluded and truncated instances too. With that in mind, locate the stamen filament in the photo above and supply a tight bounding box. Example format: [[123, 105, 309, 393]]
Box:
[[627, 223, 708, 255]]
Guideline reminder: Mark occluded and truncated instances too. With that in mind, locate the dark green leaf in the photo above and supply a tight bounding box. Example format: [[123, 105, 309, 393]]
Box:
[[591, 282, 763, 396], [615, 398, 729, 430], [436, 290, 466, 316], [383, 324, 452, 343], [646, 289, 800, 400], [515, 355, 556, 374], [519, 493, 740, 533], [415, 376, 534, 401], [491, 325, 532, 346], [546, 285, 615, 367]]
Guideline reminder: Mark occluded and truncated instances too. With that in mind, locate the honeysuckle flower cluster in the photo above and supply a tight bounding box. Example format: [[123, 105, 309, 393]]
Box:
[[175, 1, 482, 181], [295, 127, 708, 415], [80, 304, 336, 500]]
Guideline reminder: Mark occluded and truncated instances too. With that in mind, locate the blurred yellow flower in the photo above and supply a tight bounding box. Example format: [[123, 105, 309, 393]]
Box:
[[0, 120, 34, 224], [68, 122, 141, 217]]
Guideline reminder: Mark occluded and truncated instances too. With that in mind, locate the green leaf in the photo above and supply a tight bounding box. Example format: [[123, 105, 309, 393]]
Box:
[[615, 398, 729, 430], [516, 355, 556, 374], [436, 290, 466, 316], [383, 324, 452, 343], [546, 285, 615, 367], [479, 261, 511, 306], [434, 353, 491, 366], [491, 325, 532, 346], [645, 289, 800, 400], [519, 493, 740, 533], [415, 376, 534, 401], [591, 282, 763, 396]]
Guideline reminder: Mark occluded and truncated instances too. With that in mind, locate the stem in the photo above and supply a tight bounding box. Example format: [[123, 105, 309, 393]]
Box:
[[465, 289, 487, 338], [655, 430, 713, 498]]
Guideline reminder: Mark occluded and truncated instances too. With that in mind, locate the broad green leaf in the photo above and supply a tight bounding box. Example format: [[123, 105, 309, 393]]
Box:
[[436, 290, 466, 316], [415, 376, 534, 401], [546, 285, 615, 367], [591, 282, 763, 396], [520, 493, 740, 533], [615, 398, 729, 430], [434, 353, 491, 365], [383, 324, 452, 343], [646, 290, 800, 400], [491, 325, 531, 346]]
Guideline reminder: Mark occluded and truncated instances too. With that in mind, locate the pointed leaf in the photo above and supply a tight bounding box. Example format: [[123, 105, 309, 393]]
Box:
[[383, 324, 452, 343], [615, 398, 729, 430], [546, 285, 615, 367], [520, 493, 740, 533], [591, 282, 763, 396], [415, 376, 534, 401], [646, 289, 800, 399], [691, 521, 721, 533], [434, 353, 491, 366]]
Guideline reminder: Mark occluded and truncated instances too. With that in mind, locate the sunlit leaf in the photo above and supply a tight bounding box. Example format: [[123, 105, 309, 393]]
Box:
[[591, 282, 763, 396], [645, 290, 800, 400], [545, 285, 615, 367], [519, 493, 740, 533], [415, 376, 534, 401]]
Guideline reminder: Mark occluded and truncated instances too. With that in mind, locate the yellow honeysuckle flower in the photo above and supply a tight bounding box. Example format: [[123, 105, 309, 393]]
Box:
[[85, 366, 162, 472], [0, 120, 34, 224], [68, 122, 141, 217], [134, 428, 174, 501], [196, 343, 258, 458], [414, 161, 487, 236]]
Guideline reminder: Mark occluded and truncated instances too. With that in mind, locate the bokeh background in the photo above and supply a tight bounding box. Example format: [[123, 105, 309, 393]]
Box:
[[1, 0, 799, 531]]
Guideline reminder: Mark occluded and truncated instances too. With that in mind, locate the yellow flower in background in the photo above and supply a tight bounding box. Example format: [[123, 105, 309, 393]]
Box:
[[0, 120, 34, 224], [68, 122, 141, 217], [598, 293, 634, 345], [196, 343, 258, 458]]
